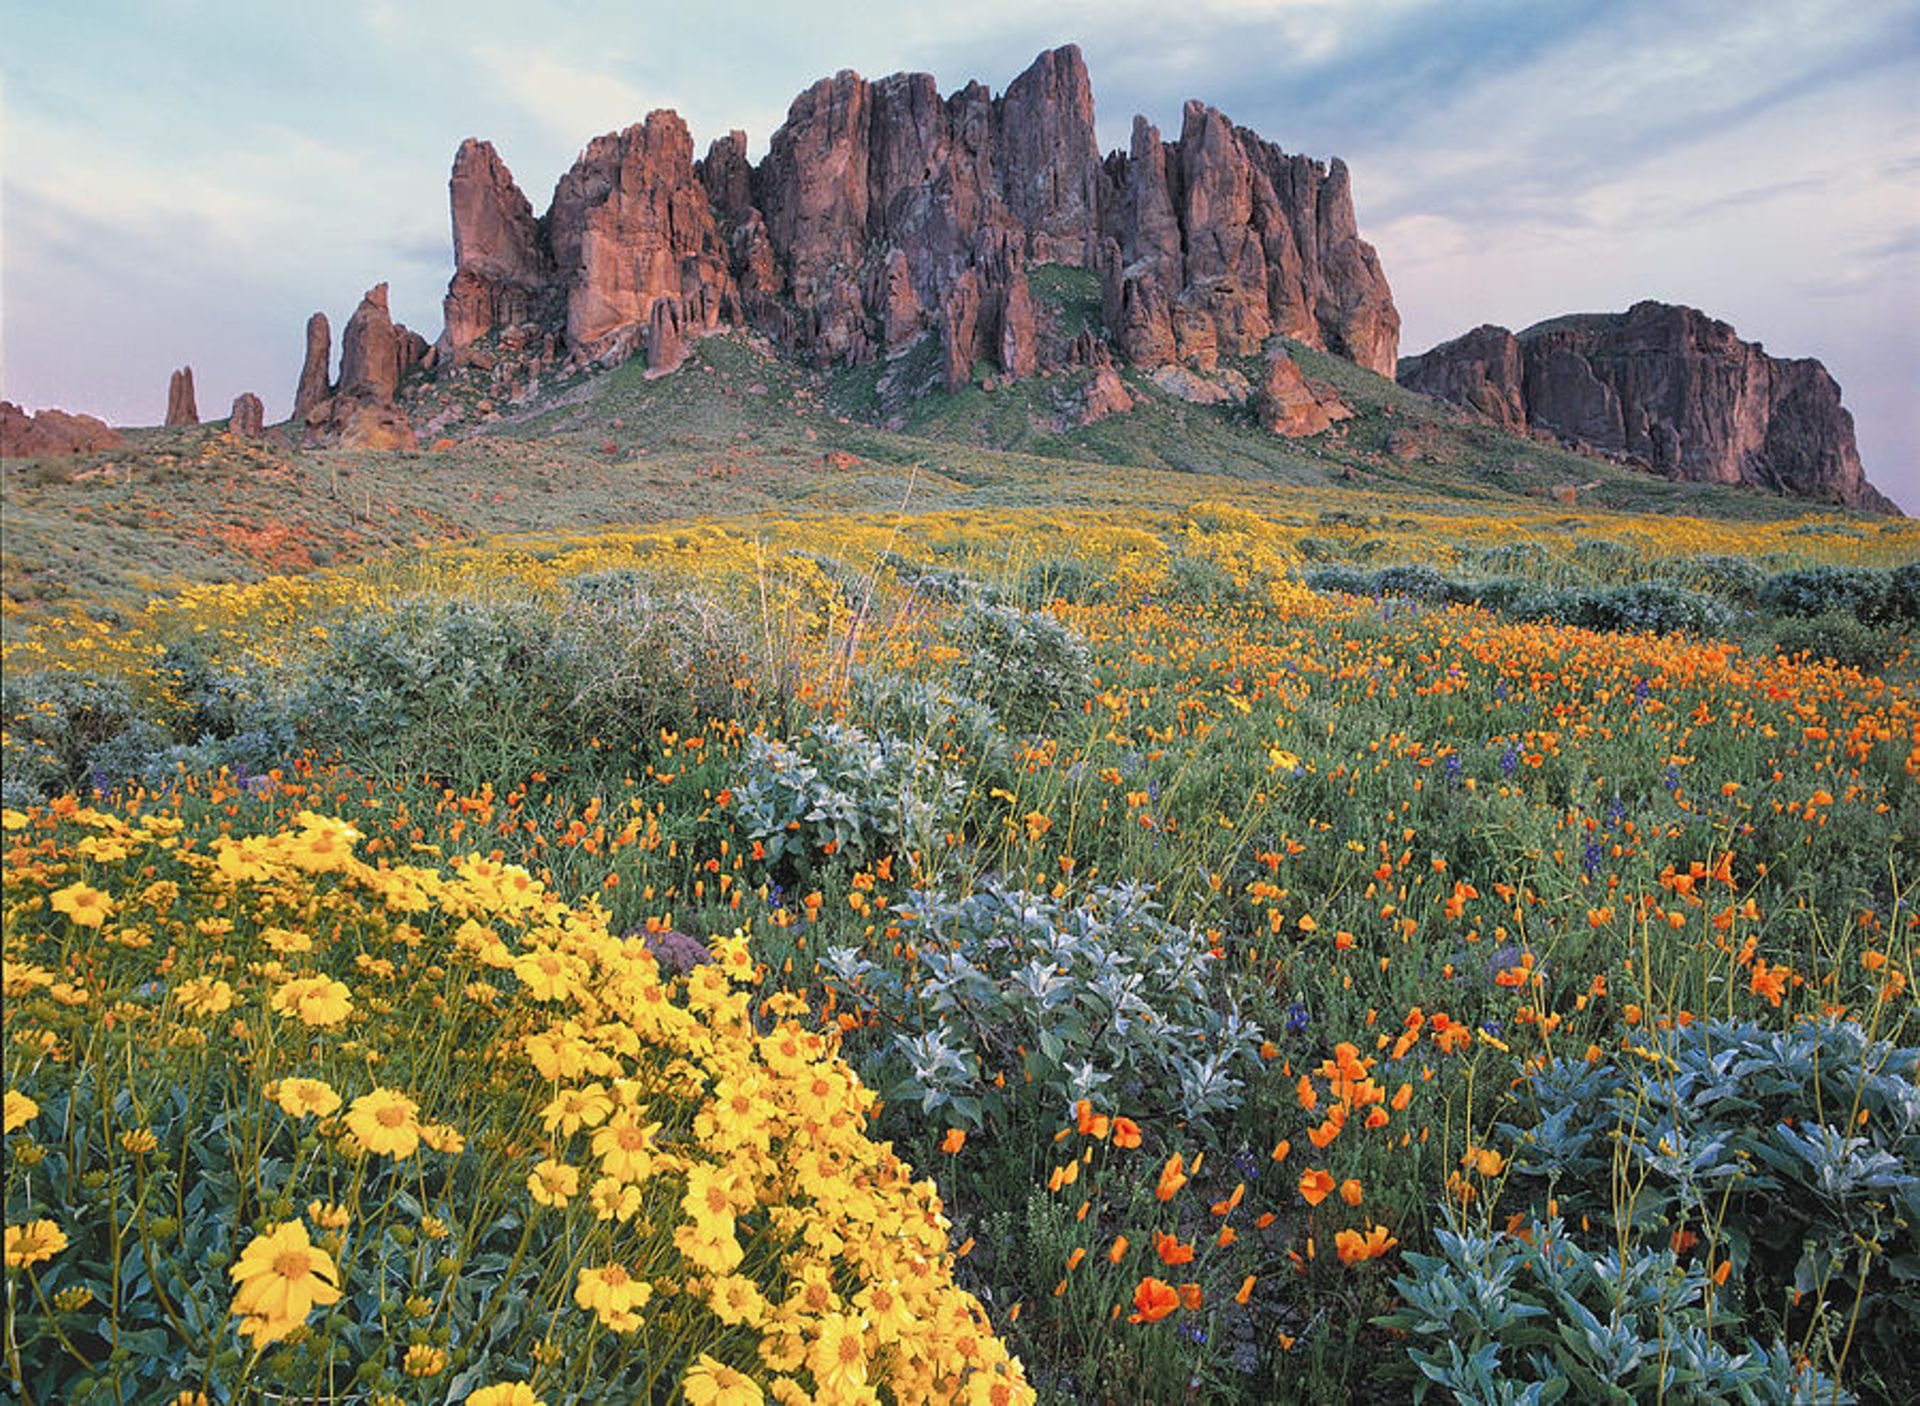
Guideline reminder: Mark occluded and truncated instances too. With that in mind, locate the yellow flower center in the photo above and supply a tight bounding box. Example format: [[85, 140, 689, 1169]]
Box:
[[273, 1249, 313, 1281], [377, 1104, 408, 1128]]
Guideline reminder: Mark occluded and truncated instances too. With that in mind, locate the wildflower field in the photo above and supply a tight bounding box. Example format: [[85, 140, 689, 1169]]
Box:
[[4, 494, 1917, 1403]]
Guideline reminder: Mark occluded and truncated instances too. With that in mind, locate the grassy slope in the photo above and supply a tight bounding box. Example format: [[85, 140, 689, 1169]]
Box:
[[2, 291, 1897, 625]]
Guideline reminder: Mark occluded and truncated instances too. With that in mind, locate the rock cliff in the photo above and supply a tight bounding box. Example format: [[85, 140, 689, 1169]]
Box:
[[415, 44, 1397, 387], [1398, 303, 1894, 512]]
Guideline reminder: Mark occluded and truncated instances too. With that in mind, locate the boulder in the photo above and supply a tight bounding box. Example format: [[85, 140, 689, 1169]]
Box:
[[228, 393, 265, 438], [1253, 353, 1351, 436], [165, 367, 198, 427], [1075, 366, 1134, 426], [0, 401, 121, 458]]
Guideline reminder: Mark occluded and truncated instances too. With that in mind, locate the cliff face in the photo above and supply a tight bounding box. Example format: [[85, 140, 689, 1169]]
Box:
[[424, 44, 1398, 384], [1398, 303, 1895, 513]]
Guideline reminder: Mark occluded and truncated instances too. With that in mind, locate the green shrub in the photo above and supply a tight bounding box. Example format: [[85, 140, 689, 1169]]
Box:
[[1652, 555, 1765, 605], [1756, 566, 1889, 622], [824, 882, 1265, 1132], [0, 670, 166, 803], [1379, 1218, 1852, 1404], [286, 585, 756, 786], [731, 720, 964, 872], [1494, 1018, 1919, 1393], [1019, 556, 1105, 605], [950, 599, 1094, 732], [1773, 611, 1893, 669]]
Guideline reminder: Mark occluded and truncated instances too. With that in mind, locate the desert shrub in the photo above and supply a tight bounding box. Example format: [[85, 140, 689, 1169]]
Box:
[[1511, 583, 1732, 637], [557, 573, 766, 737], [1165, 550, 1250, 608], [1651, 554, 1765, 605], [1572, 537, 1635, 580], [1374, 563, 1453, 603], [824, 882, 1265, 1132], [285, 595, 587, 784], [1756, 566, 1889, 621], [950, 599, 1094, 732], [286, 585, 755, 785], [1477, 542, 1551, 576], [1461, 577, 1533, 614], [730, 720, 965, 872], [1591, 582, 1734, 636], [0, 669, 166, 803], [1773, 611, 1893, 669], [1493, 1019, 1920, 1392], [1304, 564, 1378, 598], [1379, 1218, 1851, 1404], [1885, 563, 1920, 623]]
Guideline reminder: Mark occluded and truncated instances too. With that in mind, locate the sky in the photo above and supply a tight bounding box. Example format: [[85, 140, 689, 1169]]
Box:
[[4, 0, 1917, 510]]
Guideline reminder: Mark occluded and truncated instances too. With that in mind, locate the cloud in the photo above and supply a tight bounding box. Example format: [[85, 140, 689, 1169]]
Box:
[[461, 46, 661, 148]]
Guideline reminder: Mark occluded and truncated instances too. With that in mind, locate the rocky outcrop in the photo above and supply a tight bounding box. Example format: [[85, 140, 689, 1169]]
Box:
[[293, 313, 332, 423], [417, 45, 1398, 394], [165, 367, 198, 427], [997, 44, 1103, 266], [1073, 366, 1134, 426], [300, 283, 421, 449], [1252, 352, 1351, 436], [228, 393, 265, 438], [1396, 325, 1526, 430], [1099, 106, 1398, 376], [338, 284, 403, 402], [441, 139, 554, 363], [548, 111, 734, 364], [0, 401, 121, 458], [998, 266, 1038, 379], [1399, 302, 1896, 512]]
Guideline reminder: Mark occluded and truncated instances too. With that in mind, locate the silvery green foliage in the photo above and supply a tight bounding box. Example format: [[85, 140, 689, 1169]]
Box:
[[823, 882, 1264, 1131], [1379, 1217, 1853, 1405], [951, 599, 1094, 731], [731, 721, 964, 868], [853, 675, 1013, 776], [1496, 1018, 1920, 1389]]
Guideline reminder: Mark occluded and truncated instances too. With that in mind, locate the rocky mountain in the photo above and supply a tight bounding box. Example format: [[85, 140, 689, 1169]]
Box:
[[415, 44, 1397, 398], [1398, 302, 1895, 513]]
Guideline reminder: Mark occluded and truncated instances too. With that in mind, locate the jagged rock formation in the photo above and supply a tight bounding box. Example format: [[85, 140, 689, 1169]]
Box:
[[228, 393, 265, 438], [165, 367, 198, 427], [294, 285, 425, 448], [1399, 302, 1895, 512], [293, 313, 333, 423], [0, 401, 122, 458], [416, 44, 1397, 391]]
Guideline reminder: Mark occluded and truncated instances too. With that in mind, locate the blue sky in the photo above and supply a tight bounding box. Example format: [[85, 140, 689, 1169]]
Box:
[[4, 0, 1916, 509]]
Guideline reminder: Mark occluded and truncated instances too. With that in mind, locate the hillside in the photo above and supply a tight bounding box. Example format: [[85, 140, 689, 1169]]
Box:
[[9, 320, 1910, 629]]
